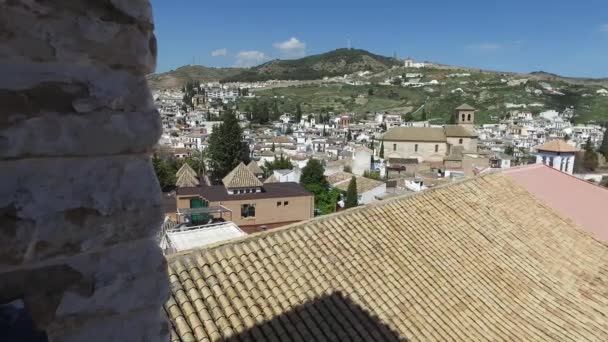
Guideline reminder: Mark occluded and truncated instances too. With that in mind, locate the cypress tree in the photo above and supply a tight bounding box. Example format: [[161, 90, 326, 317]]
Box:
[[583, 137, 599, 171], [379, 140, 385, 158], [599, 128, 608, 159], [207, 109, 248, 184], [344, 176, 358, 209]]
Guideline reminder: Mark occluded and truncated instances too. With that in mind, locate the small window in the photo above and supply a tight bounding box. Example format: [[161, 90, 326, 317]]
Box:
[[435, 145, 439, 152], [393, 143, 397, 151], [459, 138, 463, 144], [461, 114, 465, 121], [277, 201, 282, 207], [284, 201, 289, 206], [241, 204, 256, 218], [467, 114, 472, 121], [414, 144, 418, 152]]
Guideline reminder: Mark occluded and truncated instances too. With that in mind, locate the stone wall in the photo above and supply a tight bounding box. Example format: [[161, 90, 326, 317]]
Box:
[[0, 1, 168, 341]]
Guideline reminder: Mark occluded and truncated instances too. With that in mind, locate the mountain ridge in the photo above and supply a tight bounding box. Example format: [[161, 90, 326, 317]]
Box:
[[147, 49, 608, 88]]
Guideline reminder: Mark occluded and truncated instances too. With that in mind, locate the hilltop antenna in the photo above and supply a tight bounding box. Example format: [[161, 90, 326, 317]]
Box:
[[347, 37, 351, 50]]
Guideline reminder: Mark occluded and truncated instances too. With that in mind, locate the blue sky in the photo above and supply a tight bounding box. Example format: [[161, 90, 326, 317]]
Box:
[[150, 0, 608, 77]]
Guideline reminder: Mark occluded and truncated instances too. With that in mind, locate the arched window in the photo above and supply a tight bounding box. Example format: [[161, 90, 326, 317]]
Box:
[[435, 145, 439, 152], [467, 114, 472, 121], [459, 138, 463, 144], [461, 114, 465, 121]]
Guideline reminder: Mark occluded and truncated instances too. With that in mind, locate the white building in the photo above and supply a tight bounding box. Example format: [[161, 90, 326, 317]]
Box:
[[404, 58, 426, 69], [535, 140, 578, 175]]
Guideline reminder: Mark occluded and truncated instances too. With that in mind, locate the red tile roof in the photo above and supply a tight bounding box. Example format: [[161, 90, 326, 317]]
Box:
[[504, 164, 608, 241]]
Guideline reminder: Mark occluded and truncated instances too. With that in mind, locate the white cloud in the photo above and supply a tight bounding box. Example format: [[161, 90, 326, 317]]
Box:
[[600, 24, 608, 32], [273, 37, 307, 58], [235, 50, 269, 67], [211, 48, 228, 57]]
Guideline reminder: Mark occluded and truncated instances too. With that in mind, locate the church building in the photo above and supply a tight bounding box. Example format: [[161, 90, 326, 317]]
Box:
[[382, 104, 479, 163]]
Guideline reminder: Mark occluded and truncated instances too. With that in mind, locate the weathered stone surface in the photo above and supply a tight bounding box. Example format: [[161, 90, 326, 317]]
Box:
[[55, 238, 168, 321], [50, 308, 169, 342], [0, 109, 162, 158], [0, 1, 156, 74], [1, 0, 167, 340], [0, 155, 162, 268], [0, 64, 159, 158]]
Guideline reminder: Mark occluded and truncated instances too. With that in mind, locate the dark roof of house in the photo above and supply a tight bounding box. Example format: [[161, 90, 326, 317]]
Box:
[[165, 173, 608, 341], [176, 182, 312, 201]]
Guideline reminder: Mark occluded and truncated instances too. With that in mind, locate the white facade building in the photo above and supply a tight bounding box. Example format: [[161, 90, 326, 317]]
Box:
[[534, 140, 578, 175]]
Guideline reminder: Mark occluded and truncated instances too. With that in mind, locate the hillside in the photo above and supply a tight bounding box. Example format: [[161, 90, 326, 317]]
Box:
[[222, 48, 401, 82], [147, 65, 244, 89], [237, 66, 608, 125], [529, 71, 608, 86]]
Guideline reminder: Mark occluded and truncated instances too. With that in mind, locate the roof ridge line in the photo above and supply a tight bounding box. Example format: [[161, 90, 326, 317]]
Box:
[[166, 173, 494, 260]]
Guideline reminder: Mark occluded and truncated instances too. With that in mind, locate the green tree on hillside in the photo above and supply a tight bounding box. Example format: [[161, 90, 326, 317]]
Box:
[[403, 113, 414, 122], [271, 142, 276, 152], [347, 129, 352, 141], [271, 100, 281, 121], [344, 176, 358, 209], [295, 102, 303, 123], [504, 146, 514, 156], [207, 109, 249, 184], [599, 129, 608, 159], [583, 137, 599, 171], [152, 154, 177, 192], [379, 140, 385, 158]]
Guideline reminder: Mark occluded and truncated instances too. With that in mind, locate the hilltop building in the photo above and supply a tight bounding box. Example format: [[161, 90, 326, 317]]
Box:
[[403, 57, 426, 68]]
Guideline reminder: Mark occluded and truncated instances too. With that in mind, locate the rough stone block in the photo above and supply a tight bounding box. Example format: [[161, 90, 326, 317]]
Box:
[[0, 155, 162, 268], [1, 109, 161, 159], [0, 1, 156, 74]]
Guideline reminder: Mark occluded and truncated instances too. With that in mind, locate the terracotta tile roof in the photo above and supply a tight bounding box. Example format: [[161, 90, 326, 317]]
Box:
[[222, 162, 263, 189], [444, 124, 478, 138], [272, 136, 294, 144], [333, 176, 385, 193], [165, 173, 608, 341], [176, 163, 200, 188], [382, 127, 446, 142], [176, 163, 197, 179], [535, 139, 579, 153], [176, 170, 200, 188], [246, 161, 263, 175], [455, 103, 476, 110]]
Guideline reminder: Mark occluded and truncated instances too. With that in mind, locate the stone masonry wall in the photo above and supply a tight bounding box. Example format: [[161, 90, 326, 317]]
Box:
[[0, 1, 168, 341]]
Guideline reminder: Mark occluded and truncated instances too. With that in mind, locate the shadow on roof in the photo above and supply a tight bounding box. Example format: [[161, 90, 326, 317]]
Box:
[[224, 292, 403, 342]]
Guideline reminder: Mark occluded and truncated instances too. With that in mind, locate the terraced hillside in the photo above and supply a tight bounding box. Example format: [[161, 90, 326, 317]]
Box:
[[239, 67, 608, 124]]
